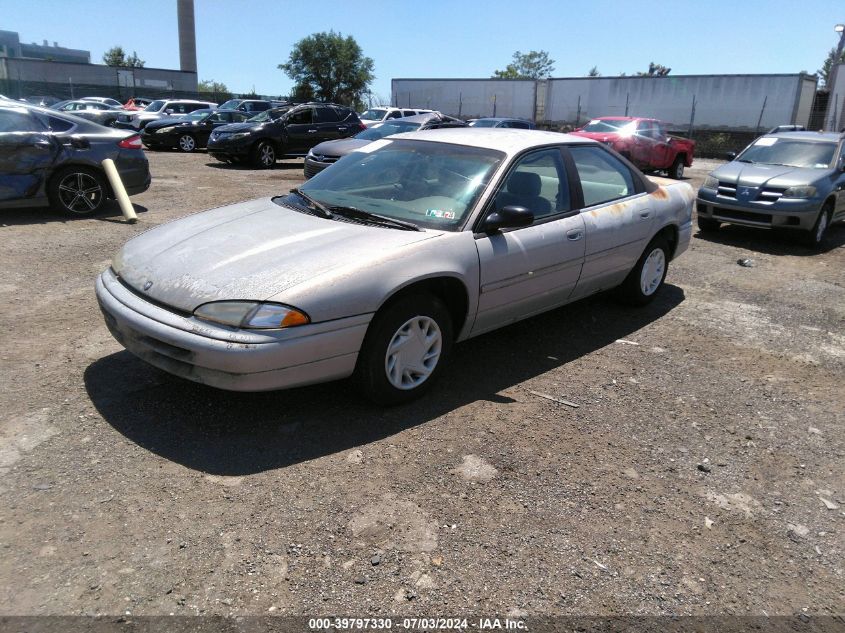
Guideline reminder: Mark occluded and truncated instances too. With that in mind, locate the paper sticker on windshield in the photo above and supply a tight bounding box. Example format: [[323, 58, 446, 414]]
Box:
[[755, 137, 778, 146], [426, 209, 456, 220], [354, 139, 392, 154]]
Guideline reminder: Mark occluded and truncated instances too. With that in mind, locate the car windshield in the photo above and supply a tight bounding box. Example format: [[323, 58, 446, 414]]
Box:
[[247, 107, 288, 122], [736, 137, 836, 169], [356, 120, 421, 140], [469, 119, 499, 128], [580, 119, 636, 133], [360, 108, 387, 121], [182, 109, 213, 122], [218, 99, 242, 110], [281, 139, 504, 231], [144, 100, 165, 112]]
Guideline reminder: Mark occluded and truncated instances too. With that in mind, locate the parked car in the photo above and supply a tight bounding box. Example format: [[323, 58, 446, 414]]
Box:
[[571, 117, 695, 179], [0, 102, 150, 216], [114, 99, 217, 130], [51, 99, 125, 127], [21, 95, 62, 108], [80, 96, 123, 108], [359, 106, 434, 127], [207, 102, 363, 168], [141, 109, 252, 152], [469, 117, 535, 129], [217, 99, 277, 114], [304, 112, 467, 178], [97, 128, 693, 404], [123, 97, 154, 111], [696, 131, 845, 248]]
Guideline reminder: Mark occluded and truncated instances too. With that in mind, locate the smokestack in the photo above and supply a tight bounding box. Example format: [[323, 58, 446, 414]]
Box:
[[177, 0, 197, 73]]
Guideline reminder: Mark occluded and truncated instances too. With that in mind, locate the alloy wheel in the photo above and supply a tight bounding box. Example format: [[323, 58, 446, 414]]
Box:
[[179, 135, 196, 152], [58, 172, 103, 214]]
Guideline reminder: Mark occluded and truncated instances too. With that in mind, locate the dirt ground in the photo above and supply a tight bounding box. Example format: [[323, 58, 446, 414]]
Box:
[[0, 150, 843, 622]]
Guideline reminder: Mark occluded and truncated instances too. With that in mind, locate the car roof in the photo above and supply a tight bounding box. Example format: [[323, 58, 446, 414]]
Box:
[[765, 131, 842, 142], [473, 117, 527, 122], [390, 127, 595, 154]]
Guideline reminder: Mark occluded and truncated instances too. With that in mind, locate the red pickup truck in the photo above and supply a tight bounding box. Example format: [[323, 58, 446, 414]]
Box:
[[571, 117, 695, 179]]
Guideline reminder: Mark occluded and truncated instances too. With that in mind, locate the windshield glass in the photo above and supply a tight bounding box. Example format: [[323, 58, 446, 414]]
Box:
[[469, 119, 499, 128], [356, 120, 421, 140], [181, 109, 213, 122], [281, 139, 504, 231], [736, 137, 836, 169], [360, 108, 387, 121], [218, 100, 243, 110], [580, 119, 636, 134], [144, 100, 165, 112], [247, 107, 288, 122]]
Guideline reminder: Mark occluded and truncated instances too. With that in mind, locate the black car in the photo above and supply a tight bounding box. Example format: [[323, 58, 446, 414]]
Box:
[[217, 99, 279, 114], [207, 102, 364, 168], [304, 112, 467, 178], [141, 109, 252, 152], [0, 103, 150, 216]]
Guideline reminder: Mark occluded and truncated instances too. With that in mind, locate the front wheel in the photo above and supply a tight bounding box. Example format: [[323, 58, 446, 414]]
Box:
[[354, 293, 453, 405], [617, 237, 670, 305], [669, 156, 685, 179], [178, 134, 197, 153], [803, 205, 831, 249], [251, 141, 276, 169], [47, 167, 107, 217]]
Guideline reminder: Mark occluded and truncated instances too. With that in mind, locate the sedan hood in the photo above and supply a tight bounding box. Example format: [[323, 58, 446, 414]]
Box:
[[711, 162, 827, 187], [114, 197, 441, 312], [309, 138, 372, 158]]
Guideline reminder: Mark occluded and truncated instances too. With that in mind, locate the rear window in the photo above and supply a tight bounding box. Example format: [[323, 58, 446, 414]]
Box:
[[48, 116, 74, 132]]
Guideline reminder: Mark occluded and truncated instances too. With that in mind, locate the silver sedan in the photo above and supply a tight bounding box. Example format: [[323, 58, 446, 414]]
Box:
[[97, 129, 694, 404]]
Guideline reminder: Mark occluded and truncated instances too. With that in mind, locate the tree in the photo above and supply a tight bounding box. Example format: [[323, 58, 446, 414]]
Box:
[[279, 31, 374, 106], [102, 46, 144, 67], [588, 66, 601, 77], [818, 47, 845, 88], [493, 50, 555, 79], [636, 62, 671, 76], [198, 79, 232, 100]]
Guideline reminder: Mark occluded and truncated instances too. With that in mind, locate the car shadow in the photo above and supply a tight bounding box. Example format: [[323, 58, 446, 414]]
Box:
[[693, 222, 845, 255], [85, 285, 685, 476], [0, 201, 148, 226], [204, 160, 304, 171]]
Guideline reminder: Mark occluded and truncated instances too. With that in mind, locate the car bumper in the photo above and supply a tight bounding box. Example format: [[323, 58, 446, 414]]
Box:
[[303, 157, 335, 179], [95, 268, 370, 392], [207, 137, 253, 160], [696, 190, 821, 230]]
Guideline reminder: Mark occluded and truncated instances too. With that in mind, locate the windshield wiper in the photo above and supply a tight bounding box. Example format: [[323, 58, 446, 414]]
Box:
[[736, 159, 755, 163], [289, 188, 333, 219], [329, 206, 422, 231]]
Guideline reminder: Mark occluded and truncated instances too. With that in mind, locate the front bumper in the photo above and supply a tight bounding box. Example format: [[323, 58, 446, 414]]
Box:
[[95, 268, 371, 392], [207, 135, 254, 160], [697, 189, 821, 230]]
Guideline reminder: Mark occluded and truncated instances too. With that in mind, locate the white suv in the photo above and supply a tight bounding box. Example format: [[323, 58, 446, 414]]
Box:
[[358, 106, 433, 127], [114, 99, 217, 130]]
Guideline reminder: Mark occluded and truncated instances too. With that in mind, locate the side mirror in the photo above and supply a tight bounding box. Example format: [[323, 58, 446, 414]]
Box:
[[165, 108, 174, 115], [724, 151, 737, 161], [482, 205, 534, 233]]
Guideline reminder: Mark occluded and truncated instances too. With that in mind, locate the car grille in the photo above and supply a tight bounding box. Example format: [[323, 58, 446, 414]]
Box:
[[304, 160, 330, 179], [717, 182, 737, 198], [756, 187, 786, 203]]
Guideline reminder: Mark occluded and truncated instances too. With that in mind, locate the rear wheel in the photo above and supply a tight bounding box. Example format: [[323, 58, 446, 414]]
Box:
[[669, 156, 685, 179], [697, 216, 721, 232], [803, 204, 832, 249], [47, 167, 107, 217], [178, 134, 197, 153], [354, 293, 453, 405], [251, 141, 276, 168], [617, 237, 670, 305]]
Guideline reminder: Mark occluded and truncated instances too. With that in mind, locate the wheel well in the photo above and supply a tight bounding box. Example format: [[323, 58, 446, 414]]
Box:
[[378, 277, 470, 338], [655, 224, 679, 258], [674, 153, 687, 164], [823, 196, 835, 211]]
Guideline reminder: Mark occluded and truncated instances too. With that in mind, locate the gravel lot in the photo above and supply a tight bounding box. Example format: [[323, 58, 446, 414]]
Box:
[[0, 150, 843, 621]]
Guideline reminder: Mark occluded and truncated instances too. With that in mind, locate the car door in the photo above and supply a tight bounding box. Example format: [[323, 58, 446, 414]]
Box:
[[566, 144, 654, 300], [0, 108, 59, 203], [472, 146, 586, 335], [313, 105, 344, 144], [283, 106, 316, 153]]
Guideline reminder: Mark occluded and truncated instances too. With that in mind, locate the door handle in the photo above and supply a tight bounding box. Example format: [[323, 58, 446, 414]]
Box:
[[639, 211, 651, 219], [307, 129, 318, 133], [567, 230, 583, 241], [337, 126, 347, 132]]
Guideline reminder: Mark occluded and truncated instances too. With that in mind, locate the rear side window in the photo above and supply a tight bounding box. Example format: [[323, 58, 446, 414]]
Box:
[[47, 116, 74, 132], [0, 110, 43, 132], [402, 110, 416, 117], [315, 106, 340, 123], [569, 145, 636, 207]]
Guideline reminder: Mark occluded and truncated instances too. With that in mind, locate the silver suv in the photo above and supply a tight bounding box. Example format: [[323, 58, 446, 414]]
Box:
[[114, 99, 217, 130], [358, 106, 433, 127]]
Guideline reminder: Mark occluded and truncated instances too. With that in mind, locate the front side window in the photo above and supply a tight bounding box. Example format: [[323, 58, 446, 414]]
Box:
[[492, 148, 569, 220], [144, 100, 165, 112], [288, 108, 313, 125], [0, 110, 43, 132], [360, 108, 387, 120], [570, 145, 636, 207], [315, 106, 340, 123]]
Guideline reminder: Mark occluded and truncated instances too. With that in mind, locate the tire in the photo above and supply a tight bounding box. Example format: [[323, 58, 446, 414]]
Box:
[[669, 156, 685, 179], [177, 134, 197, 153], [354, 293, 453, 405], [697, 216, 721, 232], [47, 167, 107, 217], [617, 236, 670, 306], [251, 140, 276, 169], [803, 204, 832, 249]]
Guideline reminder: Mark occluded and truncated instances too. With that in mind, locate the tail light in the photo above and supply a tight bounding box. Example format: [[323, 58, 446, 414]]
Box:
[[118, 135, 143, 150], [358, 122, 366, 131]]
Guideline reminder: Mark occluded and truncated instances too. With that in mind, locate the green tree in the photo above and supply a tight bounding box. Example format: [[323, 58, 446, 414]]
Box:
[[636, 62, 671, 76], [279, 31, 374, 105], [493, 50, 555, 79], [198, 79, 232, 101], [588, 66, 600, 77], [818, 47, 845, 87], [102, 46, 144, 67]]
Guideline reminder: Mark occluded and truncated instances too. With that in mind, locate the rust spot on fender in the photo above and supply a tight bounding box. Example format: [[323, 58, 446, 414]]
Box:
[[651, 187, 669, 200]]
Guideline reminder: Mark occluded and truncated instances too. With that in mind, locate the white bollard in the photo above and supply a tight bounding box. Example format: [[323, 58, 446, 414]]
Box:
[[101, 158, 138, 223]]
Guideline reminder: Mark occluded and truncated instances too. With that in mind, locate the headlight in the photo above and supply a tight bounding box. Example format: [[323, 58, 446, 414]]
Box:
[[193, 301, 310, 329], [702, 176, 719, 189], [228, 132, 251, 140], [155, 127, 171, 134], [782, 185, 817, 199]]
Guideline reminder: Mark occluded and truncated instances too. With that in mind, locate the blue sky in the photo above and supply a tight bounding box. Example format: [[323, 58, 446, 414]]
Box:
[[4, 0, 844, 101]]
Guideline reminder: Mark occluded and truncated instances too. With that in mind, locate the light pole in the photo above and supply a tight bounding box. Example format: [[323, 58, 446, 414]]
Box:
[[836, 24, 845, 58]]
